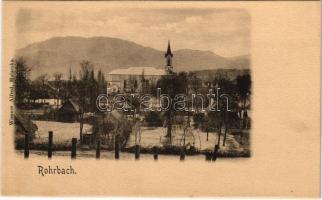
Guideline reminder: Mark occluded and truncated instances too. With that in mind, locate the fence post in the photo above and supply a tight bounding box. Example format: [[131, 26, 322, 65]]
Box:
[[206, 128, 209, 141], [180, 146, 185, 161], [96, 139, 101, 159], [24, 134, 29, 159], [48, 131, 53, 159], [205, 152, 212, 161], [135, 144, 140, 160], [71, 138, 77, 159], [217, 123, 222, 145], [212, 144, 219, 161], [115, 135, 119, 159], [153, 146, 158, 161]]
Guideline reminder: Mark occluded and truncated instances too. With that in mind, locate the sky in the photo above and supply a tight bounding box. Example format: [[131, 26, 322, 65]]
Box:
[[16, 6, 250, 57]]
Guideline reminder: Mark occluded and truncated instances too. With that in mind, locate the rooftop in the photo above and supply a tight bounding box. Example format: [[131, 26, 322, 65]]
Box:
[[108, 67, 166, 76]]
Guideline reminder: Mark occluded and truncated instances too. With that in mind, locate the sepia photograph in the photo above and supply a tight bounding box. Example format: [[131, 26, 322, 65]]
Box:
[[12, 6, 251, 160], [1, 1, 320, 197]]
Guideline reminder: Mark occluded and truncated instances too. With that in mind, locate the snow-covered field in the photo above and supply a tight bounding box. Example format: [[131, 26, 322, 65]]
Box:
[[33, 120, 92, 143], [127, 126, 244, 152], [33, 120, 245, 153]]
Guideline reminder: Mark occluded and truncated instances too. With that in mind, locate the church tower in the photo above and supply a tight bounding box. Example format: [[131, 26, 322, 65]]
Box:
[[164, 41, 173, 74]]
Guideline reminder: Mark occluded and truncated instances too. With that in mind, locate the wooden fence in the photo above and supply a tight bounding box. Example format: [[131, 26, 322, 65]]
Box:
[[23, 131, 219, 162]]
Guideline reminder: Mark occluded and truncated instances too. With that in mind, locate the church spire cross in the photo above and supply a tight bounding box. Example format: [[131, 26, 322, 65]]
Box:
[[165, 40, 173, 57], [164, 40, 174, 74]]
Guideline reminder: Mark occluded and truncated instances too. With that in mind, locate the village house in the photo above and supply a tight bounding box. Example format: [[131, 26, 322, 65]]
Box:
[[15, 112, 38, 142], [57, 99, 80, 122]]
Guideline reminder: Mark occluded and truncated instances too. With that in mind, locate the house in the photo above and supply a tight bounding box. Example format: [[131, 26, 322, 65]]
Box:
[[106, 41, 174, 93], [107, 67, 166, 93], [15, 112, 38, 141], [34, 98, 62, 107], [57, 99, 80, 122]]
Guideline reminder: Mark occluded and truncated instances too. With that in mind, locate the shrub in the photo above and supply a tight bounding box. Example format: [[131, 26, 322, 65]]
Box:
[[144, 111, 163, 127]]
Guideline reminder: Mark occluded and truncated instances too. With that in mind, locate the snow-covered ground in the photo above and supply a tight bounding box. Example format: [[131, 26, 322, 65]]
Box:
[[33, 120, 92, 143], [127, 126, 244, 152], [33, 120, 245, 153]]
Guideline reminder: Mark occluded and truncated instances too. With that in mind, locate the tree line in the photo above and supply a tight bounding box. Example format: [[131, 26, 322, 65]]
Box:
[[12, 57, 107, 113], [146, 70, 251, 146]]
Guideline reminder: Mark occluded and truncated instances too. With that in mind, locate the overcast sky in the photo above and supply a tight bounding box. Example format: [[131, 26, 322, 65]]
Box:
[[16, 6, 250, 57]]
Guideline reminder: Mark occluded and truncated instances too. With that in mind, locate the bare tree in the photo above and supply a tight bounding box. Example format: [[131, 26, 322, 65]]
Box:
[[77, 61, 94, 144], [53, 72, 64, 108]]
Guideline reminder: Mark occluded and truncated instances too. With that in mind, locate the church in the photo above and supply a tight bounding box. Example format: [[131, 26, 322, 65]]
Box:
[[107, 41, 174, 93]]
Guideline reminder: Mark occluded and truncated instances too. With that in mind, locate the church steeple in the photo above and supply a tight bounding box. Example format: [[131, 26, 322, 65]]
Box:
[[165, 40, 173, 74], [165, 40, 173, 58]]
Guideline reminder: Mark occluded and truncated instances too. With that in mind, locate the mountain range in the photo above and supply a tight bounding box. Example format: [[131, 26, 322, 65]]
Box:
[[15, 36, 250, 79]]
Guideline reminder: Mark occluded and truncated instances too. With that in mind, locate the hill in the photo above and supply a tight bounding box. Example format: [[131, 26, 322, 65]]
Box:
[[15, 36, 250, 79]]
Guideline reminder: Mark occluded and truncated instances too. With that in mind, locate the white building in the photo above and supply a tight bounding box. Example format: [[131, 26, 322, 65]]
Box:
[[107, 41, 174, 93], [107, 67, 166, 92]]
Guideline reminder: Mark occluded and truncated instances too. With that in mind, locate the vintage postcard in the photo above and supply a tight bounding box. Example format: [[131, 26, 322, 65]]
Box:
[[1, 1, 320, 197]]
